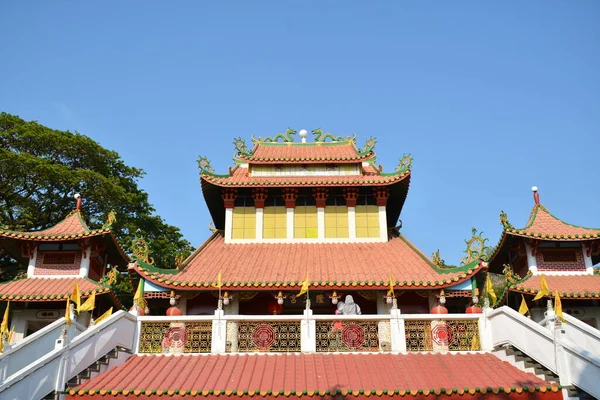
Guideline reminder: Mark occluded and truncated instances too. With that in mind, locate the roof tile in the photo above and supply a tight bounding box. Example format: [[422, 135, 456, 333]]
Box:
[[135, 233, 479, 290], [69, 353, 560, 398], [511, 205, 600, 239], [510, 274, 600, 299], [0, 277, 106, 301], [240, 142, 368, 164]]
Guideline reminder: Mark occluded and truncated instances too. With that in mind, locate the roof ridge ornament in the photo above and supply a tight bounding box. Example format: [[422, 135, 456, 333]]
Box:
[[74, 192, 82, 211], [532, 186, 540, 205], [102, 210, 117, 230], [311, 128, 357, 143], [197, 156, 214, 174], [461, 227, 489, 266], [396, 153, 413, 173], [131, 230, 154, 265], [499, 211, 513, 230], [360, 137, 377, 155], [251, 128, 296, 144], [233, 137, 251, 157]]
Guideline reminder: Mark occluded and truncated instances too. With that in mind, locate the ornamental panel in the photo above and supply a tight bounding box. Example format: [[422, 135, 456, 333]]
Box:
[[316, 320, 390, 352], [139, 321, 212, 354], [405, 319, 480, 352], [229, 321, 301, 352]]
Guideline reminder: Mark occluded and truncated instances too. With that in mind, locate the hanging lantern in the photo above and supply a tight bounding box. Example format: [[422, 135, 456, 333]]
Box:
[[276, 291, 286, 305], [386, 294, 393, 304], [329, 290, 339, 305], [431, 290, 448, 314], [222, 291, 232, 306], [268, 300, 284, 315]]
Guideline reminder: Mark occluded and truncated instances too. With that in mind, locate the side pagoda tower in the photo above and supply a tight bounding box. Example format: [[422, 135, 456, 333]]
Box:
[[489, 187, 600, 326], [0, 196, 127, 341], [130, 129, 485, 316]]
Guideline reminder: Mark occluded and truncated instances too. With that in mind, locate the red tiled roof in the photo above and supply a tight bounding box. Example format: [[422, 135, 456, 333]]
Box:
[[0, 277, 109, 301], [133, 233, 480, 291], [510, 274, 600, 299], [0, 210, 113, 241], [68, 353, 560, 398], [239, 142, 371, 164], [201, 167, 408, 188], [506, 205, 600, 240]]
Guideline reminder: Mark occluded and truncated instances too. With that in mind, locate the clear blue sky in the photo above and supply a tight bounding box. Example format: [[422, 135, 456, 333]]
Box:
[[1, 2, 599, 265]]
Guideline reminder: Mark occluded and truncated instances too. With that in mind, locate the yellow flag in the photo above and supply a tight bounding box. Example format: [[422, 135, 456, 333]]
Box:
[[1, 301, 9, 334], [8, 325, 15, 344], [133, 279, 146, 308], [470, 334, 479, 351], [95, 307, 113, 325], [298, 272, 309, 297], [554, 290, 566, 323], [79, 291, 96, 312], [519, 294, 529, 315], [70, 281, 81, 312], [387, 272, 395, 297], [533, 275, 550, 301], [65, 299, 72, 326], [212, 271, 223, 289], [485, 274, 497, 306]]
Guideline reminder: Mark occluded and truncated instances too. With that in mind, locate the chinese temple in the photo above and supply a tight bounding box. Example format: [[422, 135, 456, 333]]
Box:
[[0, 130, 597, 400], [0, 197, 126, 341], [128, 129, 488, 318], [489, 187, 600, 327]]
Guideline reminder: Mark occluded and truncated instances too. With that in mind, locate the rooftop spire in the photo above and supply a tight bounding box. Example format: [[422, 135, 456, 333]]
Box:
[[74, 193, 82, 210], [531, 186, 540, 206]]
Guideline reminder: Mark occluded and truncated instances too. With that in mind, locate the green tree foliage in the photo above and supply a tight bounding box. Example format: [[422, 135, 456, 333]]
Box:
[[0, 112, 193, 280]]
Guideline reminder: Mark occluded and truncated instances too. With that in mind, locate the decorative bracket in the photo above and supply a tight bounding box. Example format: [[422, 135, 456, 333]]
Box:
[[197, 156, 215, 174], [131, 231, 154, 265], [396, 154, 413, 172], [461, 228, 489, 265]]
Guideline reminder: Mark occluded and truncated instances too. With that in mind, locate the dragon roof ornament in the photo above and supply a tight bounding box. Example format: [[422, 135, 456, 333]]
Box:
[[311, 128, 356, 143], [461, 227, 489, 266], [251, 128, 296, 144]]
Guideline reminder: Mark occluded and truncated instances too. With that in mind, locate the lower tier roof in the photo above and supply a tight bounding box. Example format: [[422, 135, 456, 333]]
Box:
[[509, 273, 600, 300], [0, 277, 114, 303], [68, 353, 560, 399], [132, 232, 481, 291]]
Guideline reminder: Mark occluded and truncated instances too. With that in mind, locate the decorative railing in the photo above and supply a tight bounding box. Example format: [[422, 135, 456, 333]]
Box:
[[139, 320, 212, 354], [228, 320, 301, 352], [315, 319, 390, 352], [404, 318, 480, 352], [136, 313, 483, 354]]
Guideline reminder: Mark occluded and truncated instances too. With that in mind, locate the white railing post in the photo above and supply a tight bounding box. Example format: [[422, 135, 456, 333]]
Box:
[[479, 311, 493, 351], [211, 309, 227, 354], [0, 353, 8, 382], [301, 309, 316, 353], [389, 308, 406, 353], [553, 323, 572, 387], [53, 326, 69, 397]]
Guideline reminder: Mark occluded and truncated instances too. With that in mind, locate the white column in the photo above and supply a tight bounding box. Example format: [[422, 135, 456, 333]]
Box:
[[348, 207, 356, 239], [224, 208, 233, 243], [390, 309, 406, 353], [582, 245, 594, 274], [525, 242, 538, 274], [255, 208, 264, 240], [211, 309, 227, 354], [27, 247, 37, 278], [376, 292, 388, 314], [301, 309, 316, 352], [378, 206, 387, 241], [79, 246, 92, 277], [317, 208, 325, 240], [179, 297, 188, 315], [286, 208, 294, 239], [478, 313, 493, 351]]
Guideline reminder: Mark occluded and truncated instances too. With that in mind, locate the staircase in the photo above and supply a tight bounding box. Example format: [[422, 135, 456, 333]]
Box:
[[67, 346, 131, 388], [486, 306, 600, 400], [0, 311, 137, 400]]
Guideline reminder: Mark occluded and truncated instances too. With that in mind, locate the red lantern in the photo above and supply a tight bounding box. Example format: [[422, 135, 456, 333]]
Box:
[[466, 305, 482, 314], [166, 306, 183, 316], [431, 305, 448, 314], [129, 305, 146, 316], [267, 300, 284, 315]]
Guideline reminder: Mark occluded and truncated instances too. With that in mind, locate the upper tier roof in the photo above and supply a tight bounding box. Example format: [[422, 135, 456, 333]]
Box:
[[238, 140, 372, 164], [0, 209, 129, 266], [131, 231, 481, 291], [69, 353, 560, 399]]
